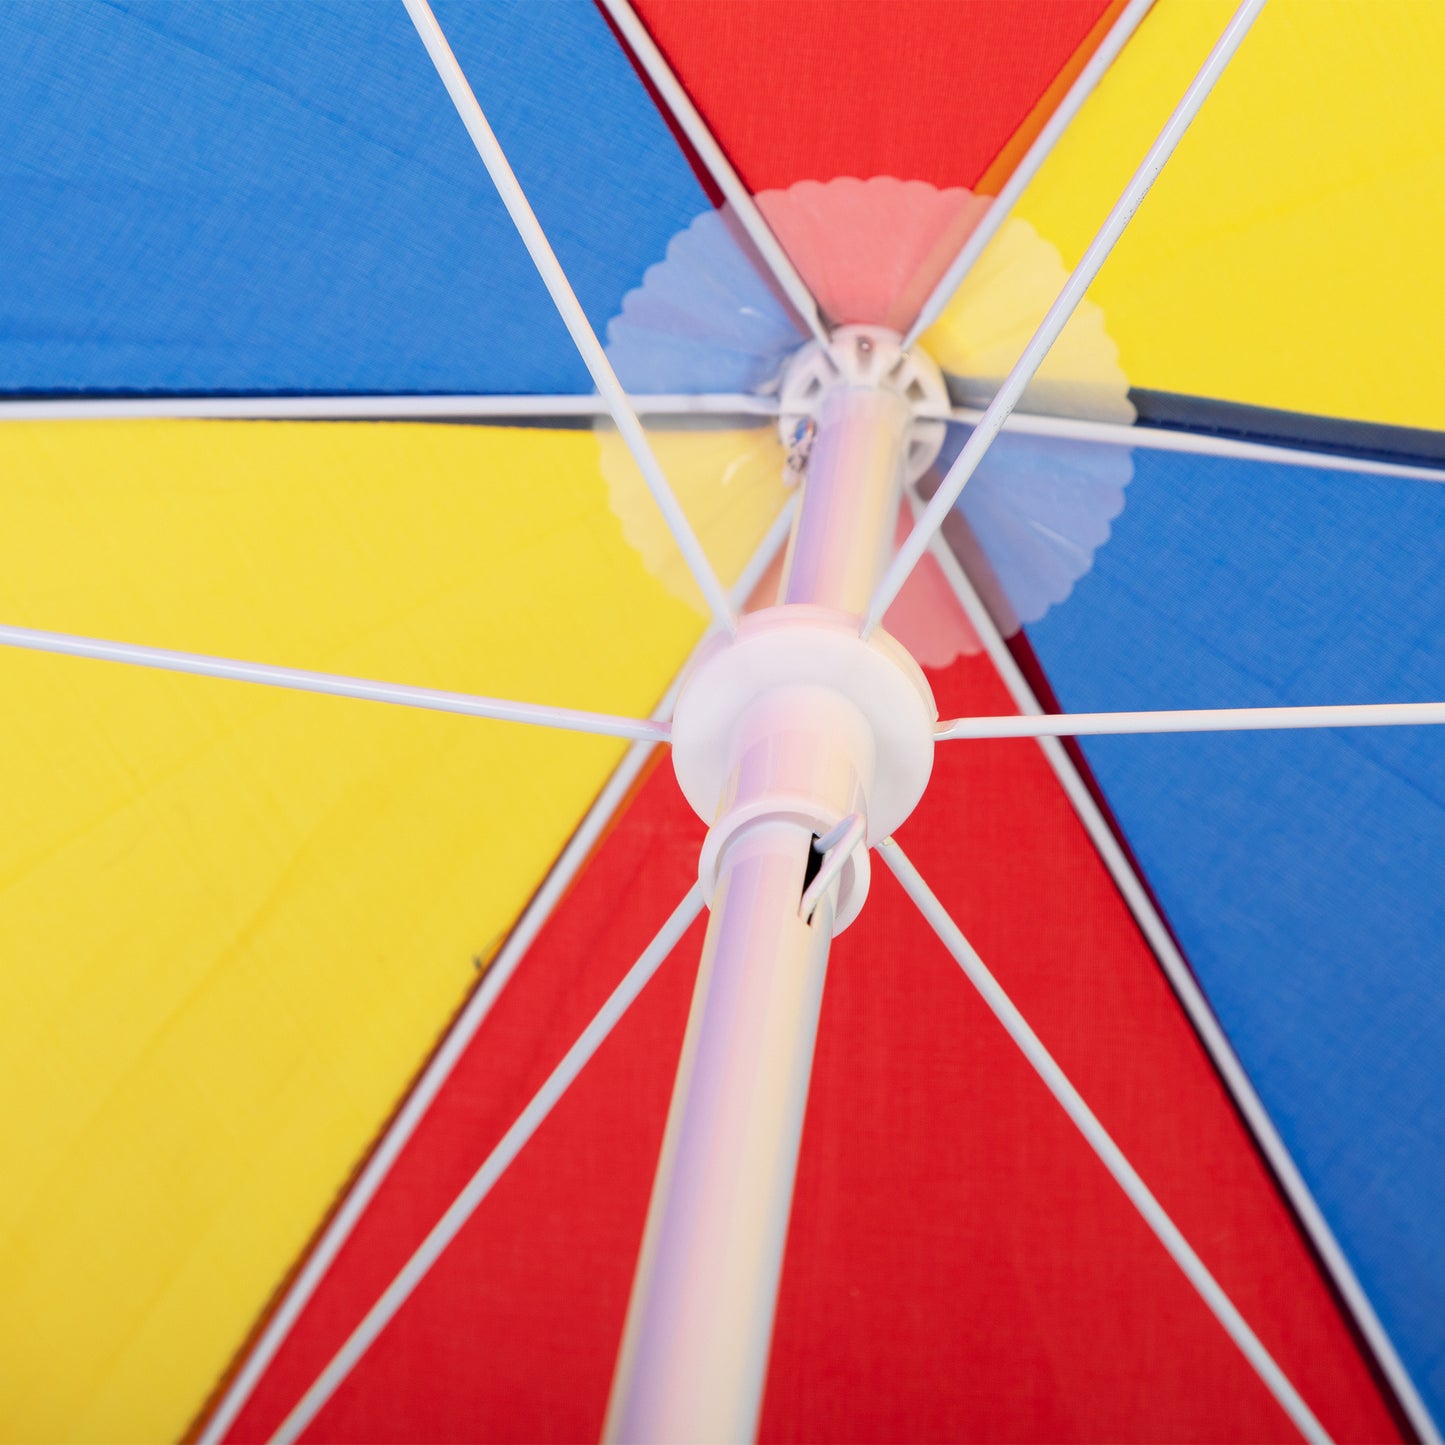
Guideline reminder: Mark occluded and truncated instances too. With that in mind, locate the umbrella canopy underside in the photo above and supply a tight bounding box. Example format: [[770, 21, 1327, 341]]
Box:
[[0, 1, 1442, 1440]]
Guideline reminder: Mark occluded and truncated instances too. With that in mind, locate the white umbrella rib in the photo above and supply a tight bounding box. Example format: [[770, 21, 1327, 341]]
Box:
[[267, 883, 707, 1445], [867, 0, 1268, 636], [901, 0, 1157, 350], [0, 625, 667, 743], [0, 392, 780, 422], [937, 700, 1445, 740], [879, 838, 1332, 1445], [402, 0, 736, 633], [938, 406, 1445, 485], [597, 0, 830, 347]]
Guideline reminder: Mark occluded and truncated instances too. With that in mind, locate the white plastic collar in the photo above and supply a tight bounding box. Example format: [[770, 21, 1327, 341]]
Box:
[[778, 325, 949, 486]]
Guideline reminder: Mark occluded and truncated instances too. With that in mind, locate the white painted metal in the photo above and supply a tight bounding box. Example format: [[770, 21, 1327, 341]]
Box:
[[782, 382, 913, 612], [0, 392, 779, 422], [268, 885, 707, 1445], [799, 813, 866, 921], [14, 391, 1439, 484], [604, 824, 835, 1445], [0, 623, 665, 741], [937, 699, 1445, 740], [597, 0, 830, 346], [199, 502, 796, 1445], [609, 349, 923, 1443], [939, 404, 1445, 484], [403, 0, 737, 632], [868, 0, 1269, 634], [912, 506, 1442, 1445], [878, 839, 1332, 1445], [901, 0, 1157, 349]]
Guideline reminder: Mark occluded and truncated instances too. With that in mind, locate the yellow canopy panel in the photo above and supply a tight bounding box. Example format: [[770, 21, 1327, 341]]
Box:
[[0, 417, 738, 1442], [1017, 0, 1445, 433]]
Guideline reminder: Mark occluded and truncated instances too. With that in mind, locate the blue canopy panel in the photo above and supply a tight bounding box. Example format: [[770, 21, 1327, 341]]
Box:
[[1021, 442, 1445, 1420], [0, 0, 708, 396]]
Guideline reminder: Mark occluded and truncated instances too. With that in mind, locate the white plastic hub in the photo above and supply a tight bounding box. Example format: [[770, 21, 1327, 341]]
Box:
[[671, 605, 937, 930], [778, 324, 949, 485]]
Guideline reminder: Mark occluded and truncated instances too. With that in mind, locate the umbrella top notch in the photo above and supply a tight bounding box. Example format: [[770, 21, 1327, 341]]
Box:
[[776, 323, 950, 487]]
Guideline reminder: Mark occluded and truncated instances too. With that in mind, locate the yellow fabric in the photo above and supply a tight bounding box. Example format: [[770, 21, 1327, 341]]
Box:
[[1014, 0, 1445, 432], [0, 420, 706, 1443], [922, 213, 1134, 424], [596, 421, 789, 609]]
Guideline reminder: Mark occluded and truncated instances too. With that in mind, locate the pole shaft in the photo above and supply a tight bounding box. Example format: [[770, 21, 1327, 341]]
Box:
[[782, 386, 911, 615], [604, 824, 834, 1443], [606, 384, 909, 1443]]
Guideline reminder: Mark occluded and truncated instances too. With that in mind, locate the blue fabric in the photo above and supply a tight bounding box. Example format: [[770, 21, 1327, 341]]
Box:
[[1026, 445, 1445, 1419], [0, 0, 708, 395], [606, 208, 803, 393], [941, 427, 1132, 626]]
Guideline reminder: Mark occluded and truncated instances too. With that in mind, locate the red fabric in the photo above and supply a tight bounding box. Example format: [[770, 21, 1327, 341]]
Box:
[[221, 651, 1402, 1444], [629, 1, 1116, 193]]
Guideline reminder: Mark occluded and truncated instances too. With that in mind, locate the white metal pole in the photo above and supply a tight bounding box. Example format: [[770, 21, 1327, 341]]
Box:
[[605, 384, 911, 1442], [604, 823, 836, 1444], [780, 385, 911, 615]]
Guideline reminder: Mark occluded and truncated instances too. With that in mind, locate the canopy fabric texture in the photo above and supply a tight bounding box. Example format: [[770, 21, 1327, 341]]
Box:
[[0, 1, 1441, 1442]]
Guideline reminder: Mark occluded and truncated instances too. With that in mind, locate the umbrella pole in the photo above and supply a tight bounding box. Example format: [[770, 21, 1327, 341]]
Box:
[[603, 820, 839, 1445], [606, 369, 930, 1443]]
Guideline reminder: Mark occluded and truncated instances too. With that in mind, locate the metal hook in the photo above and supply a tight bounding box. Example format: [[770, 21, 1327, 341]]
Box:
[[799, 812, 866, 922]]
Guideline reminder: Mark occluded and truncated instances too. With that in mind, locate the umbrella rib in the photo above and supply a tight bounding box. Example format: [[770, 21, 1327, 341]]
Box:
[[403, 0, 736, 634], [865, 0, 1267, 637], [0, 392, 780, 423], [938, 405, 1445, 484], [597, 0, 830, 346], [266, 883, 707, 1445], [799, 812, 866, 922], [900, 0, 1157, 350], [878, 838, 1332, 1445], [906, 496, 1444, 1445], [937, 700, 1445, 740], [0, 624, 667, 743], [197, 499, 795, 1445]]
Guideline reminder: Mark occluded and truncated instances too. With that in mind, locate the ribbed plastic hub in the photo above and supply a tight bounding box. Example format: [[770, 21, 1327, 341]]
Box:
[[671, 605, 937, 929]]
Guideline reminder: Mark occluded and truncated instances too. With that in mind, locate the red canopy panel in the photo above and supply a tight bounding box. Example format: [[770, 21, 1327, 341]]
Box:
[[628, 0, 1122, 194], [215, 650, 1402, 1444]]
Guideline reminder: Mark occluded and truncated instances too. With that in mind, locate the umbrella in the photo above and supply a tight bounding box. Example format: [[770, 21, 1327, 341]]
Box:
[[1, 0, 1442, 1440]]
